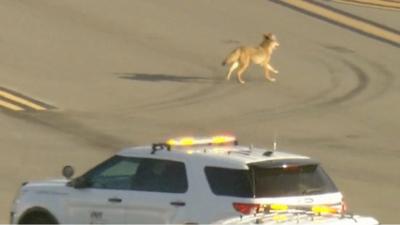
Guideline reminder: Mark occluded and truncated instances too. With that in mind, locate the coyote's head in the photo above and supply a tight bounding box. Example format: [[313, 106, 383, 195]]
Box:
[[263, 33, 280, 50]]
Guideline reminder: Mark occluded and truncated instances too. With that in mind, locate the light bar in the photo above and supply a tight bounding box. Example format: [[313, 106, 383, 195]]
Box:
[[260, 204, 337, 213], [166, 135, 237, 147], [311, 205, 338, 214], [270, 204, 289, 211], [212, 135, 236, 144]]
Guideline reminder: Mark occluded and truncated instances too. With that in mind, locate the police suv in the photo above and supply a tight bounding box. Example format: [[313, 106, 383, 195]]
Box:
[[11, 136, 347, 224]]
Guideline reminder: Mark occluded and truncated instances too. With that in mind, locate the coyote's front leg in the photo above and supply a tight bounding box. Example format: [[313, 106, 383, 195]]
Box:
[[263, 64, 276, 82], [267, 64, 279, 74]]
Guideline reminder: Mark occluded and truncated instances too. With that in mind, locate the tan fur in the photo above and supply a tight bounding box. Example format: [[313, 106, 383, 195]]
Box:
[[222, 33, 280, 84]]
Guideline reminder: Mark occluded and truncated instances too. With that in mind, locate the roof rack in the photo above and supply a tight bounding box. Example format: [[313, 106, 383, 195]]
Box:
[[263, 150, 274, 156], [263, 138, 277, 157], [151, 143, 171, 154]]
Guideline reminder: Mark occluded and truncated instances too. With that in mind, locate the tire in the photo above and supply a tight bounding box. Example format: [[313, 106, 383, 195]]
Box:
[[19, 210, 58, 224]]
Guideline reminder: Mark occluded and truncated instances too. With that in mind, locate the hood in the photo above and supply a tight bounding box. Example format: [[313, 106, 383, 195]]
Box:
[[22, 178, 69, 190]]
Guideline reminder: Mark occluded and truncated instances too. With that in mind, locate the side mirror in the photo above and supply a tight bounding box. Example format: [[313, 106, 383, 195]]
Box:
[[68, 176, 91, 189], [62, 165, 74, 180]]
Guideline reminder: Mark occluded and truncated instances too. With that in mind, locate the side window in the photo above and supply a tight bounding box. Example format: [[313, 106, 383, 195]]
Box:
[[82, 156, 187, 193], [84, 156, 140, 190], [205, 167, 253, 197], [132, 158, 188, 193]]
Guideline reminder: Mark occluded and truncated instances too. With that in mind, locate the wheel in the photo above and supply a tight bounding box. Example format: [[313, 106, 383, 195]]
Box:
[[19, 210, 58, 224]]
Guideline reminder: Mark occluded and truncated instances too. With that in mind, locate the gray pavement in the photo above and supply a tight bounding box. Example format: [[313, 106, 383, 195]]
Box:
[[0, 0, 399, 223]]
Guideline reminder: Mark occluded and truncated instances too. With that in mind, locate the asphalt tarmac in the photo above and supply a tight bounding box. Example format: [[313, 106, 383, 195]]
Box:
[[0, 0, 399, 223]]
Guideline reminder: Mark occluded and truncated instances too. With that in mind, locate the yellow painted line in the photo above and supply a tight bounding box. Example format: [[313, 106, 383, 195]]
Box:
[[335, 0, 400, 10], [0, 90, 46, 111], [281, 0, 400, 45], [346, 0, 400, 8], [0, 99, 24, 111]]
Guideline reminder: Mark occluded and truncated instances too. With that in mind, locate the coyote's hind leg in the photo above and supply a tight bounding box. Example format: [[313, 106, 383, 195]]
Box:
[[237, 62, 249, 84], [226, 62, 239, 80]]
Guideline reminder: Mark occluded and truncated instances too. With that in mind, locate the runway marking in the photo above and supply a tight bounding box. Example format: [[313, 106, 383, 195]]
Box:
[[0, 87, 54, 111], [334, 0, 400, 11], [272, 0, 400, 47], [0, 99, 24, 111]]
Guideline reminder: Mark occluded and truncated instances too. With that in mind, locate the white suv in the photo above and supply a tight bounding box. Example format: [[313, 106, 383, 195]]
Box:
[[11, 136, 346, 224]]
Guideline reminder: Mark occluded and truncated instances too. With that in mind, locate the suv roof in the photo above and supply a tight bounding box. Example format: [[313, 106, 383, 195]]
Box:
[[117, 143, 311, 168]]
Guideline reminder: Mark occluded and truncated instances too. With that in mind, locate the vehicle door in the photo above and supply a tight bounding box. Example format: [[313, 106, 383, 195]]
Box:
[[66, 156, 140, 224], [124, 158, 190, 224]]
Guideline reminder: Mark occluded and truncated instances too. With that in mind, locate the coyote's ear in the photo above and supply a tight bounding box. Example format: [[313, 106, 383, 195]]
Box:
[[263, 33, 272, 39], [264, 33, 276, 41]]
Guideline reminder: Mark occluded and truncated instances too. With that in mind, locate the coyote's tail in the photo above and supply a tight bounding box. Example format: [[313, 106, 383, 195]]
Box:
[[222, 48, 241, 66]]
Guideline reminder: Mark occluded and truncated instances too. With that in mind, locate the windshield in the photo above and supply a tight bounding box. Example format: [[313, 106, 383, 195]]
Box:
[[205, 159, 338, 198]]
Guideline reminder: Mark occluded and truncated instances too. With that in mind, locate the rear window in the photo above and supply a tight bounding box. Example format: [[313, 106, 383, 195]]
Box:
[[205, 159, 338, 198]]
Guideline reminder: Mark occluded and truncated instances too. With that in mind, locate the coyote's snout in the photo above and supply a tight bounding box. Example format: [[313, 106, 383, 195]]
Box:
[[222, 33, 280, 84]]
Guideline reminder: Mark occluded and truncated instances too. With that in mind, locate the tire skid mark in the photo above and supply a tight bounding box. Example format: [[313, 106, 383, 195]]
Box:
[[120, 56, 247, 112], [237, 56, 344, 118], [293, 57, 342, 105], [130, 72, 222, 111], [361, 59, 395, 101], [2, 110, 130, 151], [316, 58, 369, 107], [116, 42, 228, 112], [120, 75, 222, 112], [140, 79, 249, 111], [239, 56, 375, 122]]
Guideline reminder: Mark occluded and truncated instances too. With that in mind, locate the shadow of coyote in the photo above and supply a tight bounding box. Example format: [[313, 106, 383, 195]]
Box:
[[222, 33, 280, 84]]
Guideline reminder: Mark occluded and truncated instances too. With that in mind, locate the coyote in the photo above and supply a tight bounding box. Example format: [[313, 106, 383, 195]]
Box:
[[222, 33, 280, 84]]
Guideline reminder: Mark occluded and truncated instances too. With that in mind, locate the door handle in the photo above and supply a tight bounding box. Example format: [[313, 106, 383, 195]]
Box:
[[170, 201, 186, 207], [108, 197, 122, 203]]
